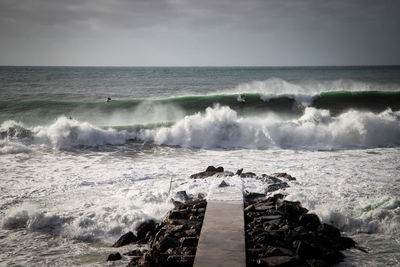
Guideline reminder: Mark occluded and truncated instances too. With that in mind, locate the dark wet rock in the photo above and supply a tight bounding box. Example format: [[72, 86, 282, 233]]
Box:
[[125, 197, 206, 267], [257, 255, 297, 266], [276, 200, 308, 221], [123, 248, 144, 256], [136, 219, 157, 241], [169, 209, 189, 220], [245, 193, 356, 267], [184, 229, 198, 236], [271, 172, 297, 181], [223, 171, 235, 176], [190, 165, 224, 179], [266, 182, 289, 193], [106, 252, 122, 261], [306, 258, 330, 267], [112, 231, 137, 248], [218, 180, 229, 187], [241, 172, 257, 178], [299, 214, 321, 230], [295, 240, 323, 259], [265, 246, 295, 256], [180, 236, 198, 247], [317, 223, 341, 238], [245, 191, 266, 201], [236, 168, 243, 176], [332, 236, 357, 250], [206, 166, 224, 172]]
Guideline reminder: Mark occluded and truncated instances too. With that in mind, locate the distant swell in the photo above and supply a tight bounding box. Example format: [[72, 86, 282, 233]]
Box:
[[1, 89, 400, 127]]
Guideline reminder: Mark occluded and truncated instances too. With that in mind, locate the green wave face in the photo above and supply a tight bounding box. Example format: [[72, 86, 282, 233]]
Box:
[[1, 91, 399, 127], [314, 91, 400, 114]]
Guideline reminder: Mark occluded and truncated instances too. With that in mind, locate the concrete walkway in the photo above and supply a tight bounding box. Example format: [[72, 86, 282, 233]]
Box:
[[193, 200, 246, 267]]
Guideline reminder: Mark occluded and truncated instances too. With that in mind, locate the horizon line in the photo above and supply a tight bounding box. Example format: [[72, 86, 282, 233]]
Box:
[[1, 64, 399, 68]]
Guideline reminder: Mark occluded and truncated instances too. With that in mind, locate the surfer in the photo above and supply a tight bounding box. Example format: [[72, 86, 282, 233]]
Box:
[[237, 94, 246, 103], [107, 97, 112, 102]]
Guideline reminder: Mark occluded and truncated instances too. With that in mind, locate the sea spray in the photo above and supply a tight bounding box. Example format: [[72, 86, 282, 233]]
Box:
[[139, 105, 400, 149], [33, 117, 136, 149]]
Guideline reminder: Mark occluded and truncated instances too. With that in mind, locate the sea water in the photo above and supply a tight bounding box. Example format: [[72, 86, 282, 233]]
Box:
[[0, 66, 399, 266]]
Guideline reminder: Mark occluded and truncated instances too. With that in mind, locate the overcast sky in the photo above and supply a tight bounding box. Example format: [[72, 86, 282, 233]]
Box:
[[0, 0, 399, 66]]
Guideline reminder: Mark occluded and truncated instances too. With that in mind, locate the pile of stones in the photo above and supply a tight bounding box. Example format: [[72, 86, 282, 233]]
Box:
[[244, 193, 357, 267], [109, 192, 206, 267]]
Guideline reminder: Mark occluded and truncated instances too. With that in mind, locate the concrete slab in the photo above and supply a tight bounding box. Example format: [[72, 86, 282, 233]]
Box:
[[193, 200, 246, 267]]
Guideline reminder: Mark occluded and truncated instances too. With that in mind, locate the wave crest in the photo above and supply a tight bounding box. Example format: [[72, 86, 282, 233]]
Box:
[[139, 105, 400, 149], [34, 117, 136, 149]]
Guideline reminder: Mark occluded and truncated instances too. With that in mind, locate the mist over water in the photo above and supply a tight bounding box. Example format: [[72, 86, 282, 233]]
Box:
[[1, 66, 400, 266]]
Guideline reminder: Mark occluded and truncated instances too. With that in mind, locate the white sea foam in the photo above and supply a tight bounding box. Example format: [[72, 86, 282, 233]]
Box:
[[229, 77, 400, 106], [33, 117, 136, 149], [139, 105, 400, 149], [1, 107, 399, 154]]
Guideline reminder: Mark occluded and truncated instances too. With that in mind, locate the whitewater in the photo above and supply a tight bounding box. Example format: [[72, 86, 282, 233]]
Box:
[[1, 66, 400, 266]]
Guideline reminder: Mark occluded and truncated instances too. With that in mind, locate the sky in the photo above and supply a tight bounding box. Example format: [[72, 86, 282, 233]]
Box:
[[0, 0, 399, 66]]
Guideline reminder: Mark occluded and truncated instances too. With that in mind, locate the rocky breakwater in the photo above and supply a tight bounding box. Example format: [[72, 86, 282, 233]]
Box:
[[109, 192, 206, 267], [244, 193, 357, 267]]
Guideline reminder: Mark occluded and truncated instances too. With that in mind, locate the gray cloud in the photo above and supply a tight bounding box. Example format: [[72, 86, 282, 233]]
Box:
[[0, 0, 399, 65]]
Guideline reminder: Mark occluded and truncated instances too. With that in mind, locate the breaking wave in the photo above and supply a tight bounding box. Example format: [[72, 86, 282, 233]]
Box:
[[1, 105, 399, 153], [139, 105, 400, 149]]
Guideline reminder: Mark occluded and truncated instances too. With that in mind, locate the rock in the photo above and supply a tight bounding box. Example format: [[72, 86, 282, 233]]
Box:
[[266, 246, 295, 256], [176, 190, 189, 201], [112, 231, 137, 247], [123, 248, 143, 256], [298, 214, 321, 230], [332, 236, 357, 250], [184, 229, 197, 236], [236, 168, 243, 175], [306, 258, 330, 267], [244, 192, 356, 267], [218, 180, 229, 187], [106, 252, 122, 261], [257, 255, 296, 266], [254, 204, 274, 211], [295, 240, 323, 259], [244, 204, 255, 212], [197, 193, 205, 199], [271, 172, 297, 181], [241, 172, 257, 178], [172, 200, 186, 209], [180, 236, 198, 247], [245, 192, 266, 201], [157, 236, 180, 252], [276, 200, 308, 220], [190, 166, 224, 179], [136, 219, 157, 241], [262, 174, 283, 183], [169, 209, 189, 220], [206, 166, 224, 172], [317, 223, 341, 238], [266, 182, 289, 193]]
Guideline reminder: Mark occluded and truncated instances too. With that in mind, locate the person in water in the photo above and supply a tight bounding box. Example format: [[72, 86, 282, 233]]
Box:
[[107, 97, 112, 102], [237, 94, 246, 103]]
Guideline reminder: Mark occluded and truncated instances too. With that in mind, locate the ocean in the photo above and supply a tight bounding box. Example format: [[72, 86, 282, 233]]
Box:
[[0, 66, 399, 266]]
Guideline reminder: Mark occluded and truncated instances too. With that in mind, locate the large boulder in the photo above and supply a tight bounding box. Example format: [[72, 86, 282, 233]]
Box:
[[136, 219, 157, 241], [112, 231, 137, 248], [106, 252, 122, 261], [271, 172, 297, 181], [190, 166, 224, 179]]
